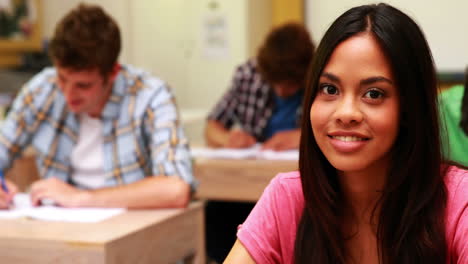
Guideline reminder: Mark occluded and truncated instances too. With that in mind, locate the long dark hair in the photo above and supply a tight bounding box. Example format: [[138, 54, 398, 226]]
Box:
[[295, 3, 447, 263], [460, 67, 468, 135]]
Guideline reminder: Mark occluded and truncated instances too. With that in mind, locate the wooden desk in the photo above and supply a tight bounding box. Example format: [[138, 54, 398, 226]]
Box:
[[194, 158, 297, 202], [0, 201, 205, 264]]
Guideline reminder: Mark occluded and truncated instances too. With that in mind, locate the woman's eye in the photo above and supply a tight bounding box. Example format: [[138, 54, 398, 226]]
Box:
[[364, 89, 384, 99], [321, 85, 338, 95]]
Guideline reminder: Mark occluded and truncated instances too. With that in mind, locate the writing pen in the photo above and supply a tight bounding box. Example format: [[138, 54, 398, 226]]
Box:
[[0, 170, 9, 193]]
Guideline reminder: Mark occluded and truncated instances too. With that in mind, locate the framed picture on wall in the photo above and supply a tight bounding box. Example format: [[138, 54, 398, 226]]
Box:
[[0, 0, 42, 67]]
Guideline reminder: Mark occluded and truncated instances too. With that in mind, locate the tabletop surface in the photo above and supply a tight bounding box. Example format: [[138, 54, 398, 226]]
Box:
[[0, 201, 203, 244]]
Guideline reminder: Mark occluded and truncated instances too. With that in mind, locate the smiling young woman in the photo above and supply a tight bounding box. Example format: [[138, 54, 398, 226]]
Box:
[[224, 3, 467, 264], [311, 33, 400, 176]]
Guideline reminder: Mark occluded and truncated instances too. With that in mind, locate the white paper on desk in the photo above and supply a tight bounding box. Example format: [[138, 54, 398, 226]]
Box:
[[0, 193, 125, 223], [191, 146, 258, 159], [0, 193, 33, 219], [191, 144, 299, 160], [257, 149, 299, 160]]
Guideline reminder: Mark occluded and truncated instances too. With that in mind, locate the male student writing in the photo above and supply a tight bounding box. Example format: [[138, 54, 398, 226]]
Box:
[[205, 23, 315, 151], [0, 4, 194, 209]]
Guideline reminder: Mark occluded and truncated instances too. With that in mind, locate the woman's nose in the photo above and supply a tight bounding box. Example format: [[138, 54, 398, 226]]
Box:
[[334, 97, 363, 125]]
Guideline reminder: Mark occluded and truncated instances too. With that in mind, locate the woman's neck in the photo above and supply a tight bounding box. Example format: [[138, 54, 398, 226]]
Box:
[[338, 166, 387, 223]]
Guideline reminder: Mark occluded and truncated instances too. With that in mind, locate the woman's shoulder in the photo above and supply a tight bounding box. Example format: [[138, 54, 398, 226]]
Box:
[[444, 165, 468, 260], [237, 171, 304, 263], [444, 165, 467, 224], [273, 170, 301, 181], [266, 171, 304, 210], [445, 165, 468, 194], [270, 171, 303, 194]]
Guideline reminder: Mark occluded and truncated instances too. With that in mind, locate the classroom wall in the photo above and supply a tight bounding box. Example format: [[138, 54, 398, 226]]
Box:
[[305, 0, 468, 72], [178, 0, 250, 111]]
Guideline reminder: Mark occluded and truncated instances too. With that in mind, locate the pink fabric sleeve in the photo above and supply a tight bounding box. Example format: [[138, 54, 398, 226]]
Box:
[[453, 208, 467, 263], [237, 175, 283, 264], [237, 172, 302, 264], [445, 167, 468, 264]]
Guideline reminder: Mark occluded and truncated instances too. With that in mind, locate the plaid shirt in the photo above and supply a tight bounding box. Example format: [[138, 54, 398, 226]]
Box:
[[208, 59, 302, 141], [0, 65, 195, 190]]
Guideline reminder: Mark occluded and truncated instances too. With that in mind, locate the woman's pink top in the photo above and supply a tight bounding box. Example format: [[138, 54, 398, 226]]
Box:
[[237, 166, 467, 264]]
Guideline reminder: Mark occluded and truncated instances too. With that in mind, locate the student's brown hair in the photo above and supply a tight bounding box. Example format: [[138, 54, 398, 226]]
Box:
[[257, 23, 315, 86], [49, 4, 121, 76]]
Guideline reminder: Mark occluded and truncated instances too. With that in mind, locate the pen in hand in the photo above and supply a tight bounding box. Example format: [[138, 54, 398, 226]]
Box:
[[0, 170, 8, 193]]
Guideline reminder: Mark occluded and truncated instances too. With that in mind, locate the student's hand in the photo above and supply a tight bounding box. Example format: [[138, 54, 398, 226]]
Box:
[[226, 130, 257, 148], [261, 129, 301, 151], [30, 177, 89, 207], [0, 179, 18, 209]]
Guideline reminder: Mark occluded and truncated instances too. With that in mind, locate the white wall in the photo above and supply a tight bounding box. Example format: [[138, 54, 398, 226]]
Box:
[[306, 0, 468, 71], [179, 0, 250, 110], [130, 0, 271, 113], [130, 0, 190, 109]]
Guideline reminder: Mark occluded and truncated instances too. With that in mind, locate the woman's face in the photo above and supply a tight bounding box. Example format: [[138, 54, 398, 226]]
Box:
[[310, 33, 400, 175]]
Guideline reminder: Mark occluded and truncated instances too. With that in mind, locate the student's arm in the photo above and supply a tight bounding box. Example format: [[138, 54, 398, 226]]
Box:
[[224, 240, 256, 264], [0, 73, 54, 207], [206, 61, 255, 147], [205, 120, 256, 148], [205, 119, 230, 147], [261, 128, 301, 150], [29, 176, 190, 208]]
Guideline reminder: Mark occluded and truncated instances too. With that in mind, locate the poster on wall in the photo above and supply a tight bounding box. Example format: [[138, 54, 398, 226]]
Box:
[[201, 11, 229, 60]]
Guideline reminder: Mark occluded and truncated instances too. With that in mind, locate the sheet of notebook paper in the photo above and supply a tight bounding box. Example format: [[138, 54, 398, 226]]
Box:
[[191, 144, 299, 160], [0, 193, 125, 222]]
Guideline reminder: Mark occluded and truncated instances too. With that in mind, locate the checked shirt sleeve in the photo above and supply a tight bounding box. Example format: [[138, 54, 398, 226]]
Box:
[[143, 80, 196, 191], [0, 73, 54, 171], [207, 64, 244, 129]]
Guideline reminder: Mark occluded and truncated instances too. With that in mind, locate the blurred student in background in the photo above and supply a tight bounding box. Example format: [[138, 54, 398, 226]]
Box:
[[439, 67, 468, 165], [0, 4, 195, 209], [225, 3, 467, 264], [204, 22, 315, 264], [205, 22, 315, 151]]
